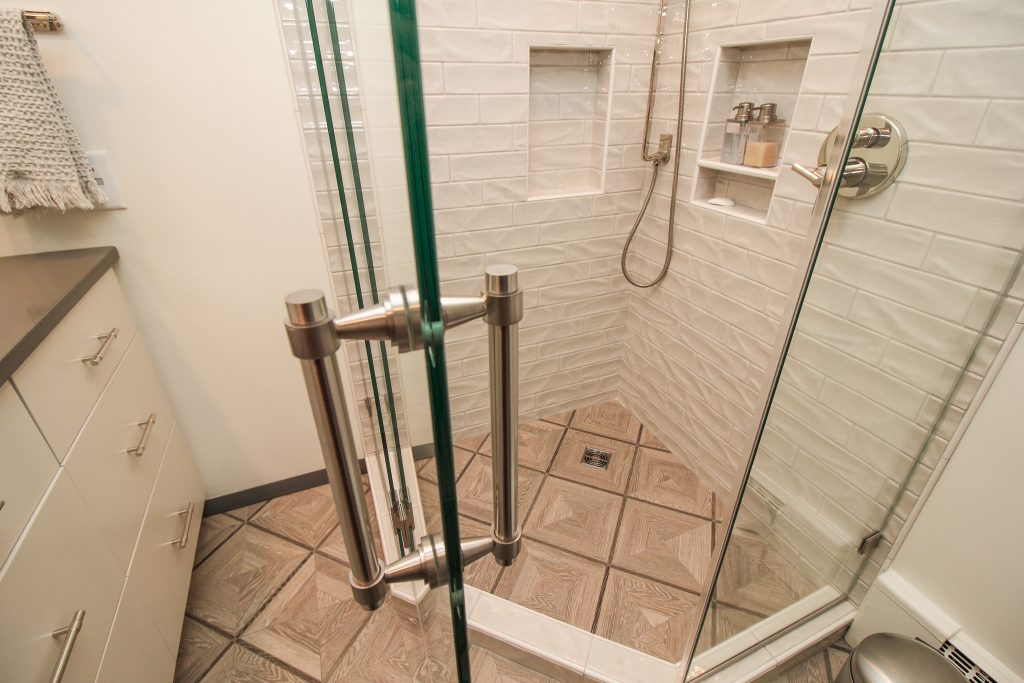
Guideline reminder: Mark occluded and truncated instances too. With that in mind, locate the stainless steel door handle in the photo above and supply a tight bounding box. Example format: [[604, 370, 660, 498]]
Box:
[[79, 328, 118, 366], [127, 413, 157, 457], [173, 502, 195, 548], [50, 610, 86, 683]]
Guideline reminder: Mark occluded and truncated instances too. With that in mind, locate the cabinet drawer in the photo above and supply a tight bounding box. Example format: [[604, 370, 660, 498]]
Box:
[[12, 270, 138, 461], [128, 424, 203, 653], [65, 337, 173, 569], [0, 471, 124, 683], [0, 382, 57, 566], [94, 576, 176, 683]]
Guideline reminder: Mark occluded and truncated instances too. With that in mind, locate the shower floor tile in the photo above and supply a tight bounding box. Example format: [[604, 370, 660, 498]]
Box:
[[523, 476, 623, 562], [175, 618, 229, 683], [492, 538, 605, 630], [629, 447, 715, 518], [611, 499, 714, 592], [456, 454, 544, 526], [594, 569, 703, 661], [715, 526, 818, 617], [548, 429, 636, 493], [479, 419, 565, 471], [570, 400, 642, 442]]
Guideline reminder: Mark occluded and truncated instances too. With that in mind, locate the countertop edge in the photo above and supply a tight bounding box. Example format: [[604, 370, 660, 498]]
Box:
[[0, 246, 120, 386]]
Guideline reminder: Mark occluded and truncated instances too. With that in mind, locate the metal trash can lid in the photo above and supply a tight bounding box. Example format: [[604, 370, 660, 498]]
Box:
[[851, 633, 963, 683]]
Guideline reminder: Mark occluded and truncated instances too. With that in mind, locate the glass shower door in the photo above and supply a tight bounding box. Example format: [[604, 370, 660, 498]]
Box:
[[688, 0, 1024, 677], [290, 0, 474, 680]]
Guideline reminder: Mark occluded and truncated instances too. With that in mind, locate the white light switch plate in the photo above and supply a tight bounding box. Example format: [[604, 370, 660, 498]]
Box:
[[85, 151, 126, 209]]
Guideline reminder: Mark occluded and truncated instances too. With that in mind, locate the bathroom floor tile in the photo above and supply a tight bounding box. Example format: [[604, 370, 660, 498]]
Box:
[[540, 409, 573, 426], [174, 617, 229, 683], [548, 429, 636, 493], [186, 525, 308, 636], [479, 419, 566, 472], [416, 446, 474, 483], [327, 599, 435, 683], [470, 646, 559, 682], [455, 432, 488, 452], [715, 527, 816, 617], [224, 501, 266, 522], [199, 643, 307, 683], [594, 569, 703, 661], [523, 477, 623, 562], [628, 447, 714, 518], [571, 400, 641, 442], [827, 644, 852, 678], [640, 426, 668, 450], [317, 510, 385, 567], [493, 539, 605, 630], [239, 554, 369, 680], [456, 454, 544, 526], [250, 484, 338, 548], [611, 500, 713, 592], [460, 515, 504, 592], [193, 513, 242, 568]]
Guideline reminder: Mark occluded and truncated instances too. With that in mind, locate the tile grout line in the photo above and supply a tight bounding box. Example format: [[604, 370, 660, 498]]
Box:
[[591, 437, 640, 634]]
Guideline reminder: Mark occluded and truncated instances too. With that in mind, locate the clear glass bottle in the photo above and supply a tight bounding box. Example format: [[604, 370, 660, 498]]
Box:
[[743, 102, 786, 168], [721, 102, 754, 165]]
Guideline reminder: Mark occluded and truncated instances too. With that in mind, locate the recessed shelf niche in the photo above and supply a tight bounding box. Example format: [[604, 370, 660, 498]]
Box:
[[528, 47, 613, 200], [693, 37, 812, 224]]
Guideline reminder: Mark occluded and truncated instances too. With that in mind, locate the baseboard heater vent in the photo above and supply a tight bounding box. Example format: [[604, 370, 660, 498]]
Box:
[[939, 641, 997, 683]]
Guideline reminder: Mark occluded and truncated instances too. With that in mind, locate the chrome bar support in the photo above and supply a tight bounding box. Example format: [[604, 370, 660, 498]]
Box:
[[483, 265, 523, 565], [285, 290, 388, 610], [50, 610, 85, 683]]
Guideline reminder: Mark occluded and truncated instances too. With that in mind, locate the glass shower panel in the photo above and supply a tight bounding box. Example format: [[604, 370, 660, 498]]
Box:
[[691, 0, 1024, 676]]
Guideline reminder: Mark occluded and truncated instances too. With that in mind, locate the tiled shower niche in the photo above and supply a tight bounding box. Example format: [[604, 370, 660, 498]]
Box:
[[528, 47, 614, 200], [693, 38, 812, 224]]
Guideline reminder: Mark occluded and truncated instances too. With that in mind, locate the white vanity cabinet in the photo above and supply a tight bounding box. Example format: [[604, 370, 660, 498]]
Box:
[[0, 265, 202, 683]]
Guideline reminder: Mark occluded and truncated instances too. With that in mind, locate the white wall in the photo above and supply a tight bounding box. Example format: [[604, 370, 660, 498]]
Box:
[[0, 1, 334, 497], [885, 321, 1024, 675]]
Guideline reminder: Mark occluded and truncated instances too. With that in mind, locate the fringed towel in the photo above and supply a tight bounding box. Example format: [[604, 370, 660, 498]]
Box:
[[0, 9, 106, 213]]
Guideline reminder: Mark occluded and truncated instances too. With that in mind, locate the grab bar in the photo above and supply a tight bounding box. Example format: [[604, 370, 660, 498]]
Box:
[[284, 265, 522, 609]]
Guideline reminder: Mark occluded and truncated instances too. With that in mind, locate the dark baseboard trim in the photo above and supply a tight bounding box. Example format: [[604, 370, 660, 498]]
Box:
[[203, 468, 329, 517], [412, 442, 435, 462], [205, 447, 436, 518]]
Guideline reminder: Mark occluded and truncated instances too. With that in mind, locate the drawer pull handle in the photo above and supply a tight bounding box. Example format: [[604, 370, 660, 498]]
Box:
[[127, 414, 158, 457], [79, 328, 119, 367], [174, 502, 196, 548], [50, 610, 86, 683]]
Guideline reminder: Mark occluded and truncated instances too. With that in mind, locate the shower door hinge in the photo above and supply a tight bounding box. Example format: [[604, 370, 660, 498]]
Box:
[[390, 498, 415, 548], [858, 530, 883, 556]]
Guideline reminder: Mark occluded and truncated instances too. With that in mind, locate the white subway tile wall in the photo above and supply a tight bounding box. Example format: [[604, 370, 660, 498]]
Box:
[[734, 0, 1024, 601], [280, 1, 411, 458]]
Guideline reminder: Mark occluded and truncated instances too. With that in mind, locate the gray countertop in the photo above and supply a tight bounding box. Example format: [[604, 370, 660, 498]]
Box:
[[0, 247, 119, 385]]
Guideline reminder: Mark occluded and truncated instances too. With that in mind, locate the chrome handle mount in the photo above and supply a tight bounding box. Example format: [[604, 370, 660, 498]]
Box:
[[791, 112, 907, 199], [284, 265, 523, 610], [50, 610, 86, 683]]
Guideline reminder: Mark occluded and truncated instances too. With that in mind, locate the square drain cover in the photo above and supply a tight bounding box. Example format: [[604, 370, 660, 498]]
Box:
[[581, 446, 611, 470]]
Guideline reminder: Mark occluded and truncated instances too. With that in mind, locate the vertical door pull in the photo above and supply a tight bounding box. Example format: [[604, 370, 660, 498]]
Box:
[[49, 610, 86, 683]]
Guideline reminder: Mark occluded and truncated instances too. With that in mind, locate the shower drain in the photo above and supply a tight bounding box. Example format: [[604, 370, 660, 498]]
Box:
[[581, 446, 612, 470]]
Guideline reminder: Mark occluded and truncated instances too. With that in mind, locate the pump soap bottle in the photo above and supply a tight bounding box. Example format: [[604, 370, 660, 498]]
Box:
[[721, 102, 754, 165], [744, 103, 785, 168]]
